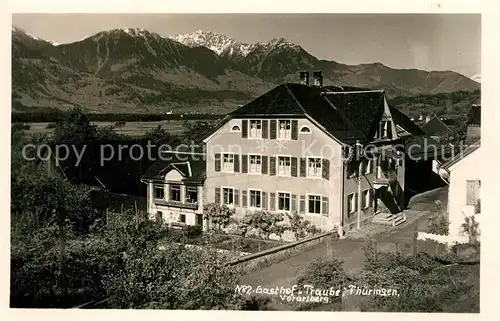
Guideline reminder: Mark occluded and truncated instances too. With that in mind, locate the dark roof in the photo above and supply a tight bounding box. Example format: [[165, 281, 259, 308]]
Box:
[[141, 151, 206, 183], [441, 139, 480, 170], [421, 116, 452, 136], [227, 83, 388, 144], [467, 104, 481, 126], [389, 106, 425, 136], [403, 136, 455, 161]]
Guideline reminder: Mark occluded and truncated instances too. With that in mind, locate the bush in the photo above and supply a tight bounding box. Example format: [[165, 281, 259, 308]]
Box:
[[186, 225, 203, 238], [241, 210, 286, 239], [427, 213, 449, 235], [46, 123, 56, 129]]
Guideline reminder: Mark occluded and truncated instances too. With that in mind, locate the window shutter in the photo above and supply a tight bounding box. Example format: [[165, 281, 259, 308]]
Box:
[[361, 191, 366, 208], [262, 192, 268, 210], [261, 156, 268, 174], [370, 189, 375, 207], [291, 157, 298, 177], [234, 154, 240, 172], [466, 180, 476, 205], [269, 157, 276, 176], [215, 153, 221, 172], [322, 197, 329, 216], [291, 194, 297, 212], [215, 188, 221, 205], [299, 195, 306, 214], [234, 189, 240, 206], [269, 192, 276, 211], [242, 120, 248, 138], [322, 159, 330, 180], [270, 120, 277, 139], [291, 120, 298, 140], [242, 190, 247, 207], [300, 158, 307, 177], [262, 120, 269, 139], [387, 121, 393, 139], [354, 193, 358, 211], [241, 154, 248, 173]]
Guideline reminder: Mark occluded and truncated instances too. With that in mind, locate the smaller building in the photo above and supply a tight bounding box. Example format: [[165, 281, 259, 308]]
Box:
[[421, 115, 461, 142], [440, 140, 481, 243], [141, 148, 207, 229]]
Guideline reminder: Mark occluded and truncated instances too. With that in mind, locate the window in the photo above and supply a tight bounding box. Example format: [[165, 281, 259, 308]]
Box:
[[277, 156, 291, 176], [249, 190, 262, 208], [222, 153, 234, 172], [382, 120, 391, 138], [300, 126, 311, 133], [278, 192, 291, 211], [231, 125, 241, 132], [466, 180, 480, 205], [179, 214, 186, 223], [249, 120, 262, 138], [249, 155, 262, 174], [155, 211, 163, 223], [170, 184, 181, 202], [278, 120, 292, 139], [347, 193, 357, 213], [222, 188, 234, 205], [186, 186, 198, 203], [307, 158, 322, 177], [363, 190, 372, 208], [154, 185, 164, 199], [308, 195, 322, 214]]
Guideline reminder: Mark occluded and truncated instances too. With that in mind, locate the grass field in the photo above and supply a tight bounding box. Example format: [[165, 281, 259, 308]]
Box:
[[23, 120, 195, 137]]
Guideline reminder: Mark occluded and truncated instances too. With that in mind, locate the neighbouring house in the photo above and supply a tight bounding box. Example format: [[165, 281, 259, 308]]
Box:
[[197, 71, 441, 238], [421, 115, 461, 142], [140, 147, 207, 229], [465, 104, 481, 144], [439, 140, 481, 243]]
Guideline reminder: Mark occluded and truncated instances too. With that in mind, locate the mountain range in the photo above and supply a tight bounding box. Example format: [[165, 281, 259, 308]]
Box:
[[11, 26, 480, 114]]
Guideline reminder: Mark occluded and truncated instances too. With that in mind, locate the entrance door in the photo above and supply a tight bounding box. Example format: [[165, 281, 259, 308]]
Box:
[[195, 214, 203, 226]]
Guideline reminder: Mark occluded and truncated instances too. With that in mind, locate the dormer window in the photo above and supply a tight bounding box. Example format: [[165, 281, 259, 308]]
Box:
[[231, 125, 241, 132], [300, 126, 311, 134]]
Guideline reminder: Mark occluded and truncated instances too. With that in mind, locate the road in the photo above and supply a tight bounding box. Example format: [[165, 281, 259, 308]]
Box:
[[240, 187, 448, 290]]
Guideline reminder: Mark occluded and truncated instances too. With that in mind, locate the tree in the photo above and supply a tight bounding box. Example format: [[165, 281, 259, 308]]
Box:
[[52, 107, 97, 145], [203, 203, 234, 232], [182, 120, 217, 143], [241, 210, 286, 239], [286, 211, 318, 240], [144, 125, 182, 146]]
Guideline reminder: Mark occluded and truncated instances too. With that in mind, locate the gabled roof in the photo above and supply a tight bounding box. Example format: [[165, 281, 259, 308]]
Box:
[[440, 139, 481, 170], [141, 151, 206, 183], [389, 106, 425, 136], [421, 116, 452, 136], [467, 104, 481, 126], [218, 83, 392, 144]]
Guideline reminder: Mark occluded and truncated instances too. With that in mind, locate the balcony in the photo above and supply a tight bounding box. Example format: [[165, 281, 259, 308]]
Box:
[[154, 199, 199, 210]]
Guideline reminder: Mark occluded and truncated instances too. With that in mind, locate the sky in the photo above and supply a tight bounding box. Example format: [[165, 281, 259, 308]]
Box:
[[12, 14, 481, 77]]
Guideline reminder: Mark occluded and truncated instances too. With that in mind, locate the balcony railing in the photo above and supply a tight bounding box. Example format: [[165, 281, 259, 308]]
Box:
[[154, 199, 199, 210], [373, 171, 397, 185]]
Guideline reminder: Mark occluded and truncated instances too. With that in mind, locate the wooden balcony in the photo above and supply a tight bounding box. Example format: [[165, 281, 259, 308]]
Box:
[[154, 199, 199, 210]]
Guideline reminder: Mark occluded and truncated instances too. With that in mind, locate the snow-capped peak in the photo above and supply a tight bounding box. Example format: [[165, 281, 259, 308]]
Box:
[[169, 30, 253, 56], [170, 30, 301, 57], [471, 74, 481, 83]]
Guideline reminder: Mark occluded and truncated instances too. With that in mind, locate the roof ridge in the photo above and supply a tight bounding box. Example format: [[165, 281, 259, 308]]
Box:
[[320, 89, 384, 95], [283, 83, 308, 114]]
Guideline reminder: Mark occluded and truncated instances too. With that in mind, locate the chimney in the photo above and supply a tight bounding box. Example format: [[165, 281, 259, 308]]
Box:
[[312, 71, 323, 87], [300, 71, 309, 86]]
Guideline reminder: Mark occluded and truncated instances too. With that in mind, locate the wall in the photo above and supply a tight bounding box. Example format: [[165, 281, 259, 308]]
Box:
[[205, 117, 343, 232], [447, 147, 482, 240], [343, 171, 377, 230]]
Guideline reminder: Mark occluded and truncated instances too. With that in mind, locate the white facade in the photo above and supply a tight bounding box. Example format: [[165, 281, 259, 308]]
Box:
[[446, 146, 481, 242]]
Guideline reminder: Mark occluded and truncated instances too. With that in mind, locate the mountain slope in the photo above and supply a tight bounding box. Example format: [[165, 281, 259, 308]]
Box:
[[11, 26, 480, 113]]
